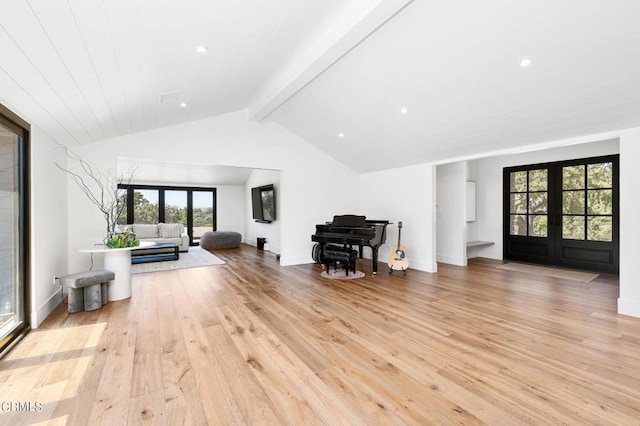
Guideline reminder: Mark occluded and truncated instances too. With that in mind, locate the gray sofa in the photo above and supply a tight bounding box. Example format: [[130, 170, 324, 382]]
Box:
[[122, 223, 190, 252]]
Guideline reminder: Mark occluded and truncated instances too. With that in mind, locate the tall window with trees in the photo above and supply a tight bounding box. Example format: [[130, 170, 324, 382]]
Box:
[[118, 184, 216, 246]]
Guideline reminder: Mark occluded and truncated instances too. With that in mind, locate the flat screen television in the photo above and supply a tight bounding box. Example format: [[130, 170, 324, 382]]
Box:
[[251, 184, 276, 223]]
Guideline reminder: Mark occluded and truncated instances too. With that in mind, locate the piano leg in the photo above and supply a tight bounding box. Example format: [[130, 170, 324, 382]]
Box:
[[372, 247, 379, 275]]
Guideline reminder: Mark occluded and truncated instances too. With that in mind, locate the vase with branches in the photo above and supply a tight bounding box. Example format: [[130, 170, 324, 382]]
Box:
[[55, 144, 137, 245]]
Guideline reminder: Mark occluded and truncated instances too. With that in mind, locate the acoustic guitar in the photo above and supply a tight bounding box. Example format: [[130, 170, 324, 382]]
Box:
[[388, 221, 409, 275]]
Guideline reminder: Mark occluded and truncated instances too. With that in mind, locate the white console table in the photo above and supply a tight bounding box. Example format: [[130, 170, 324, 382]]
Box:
[[79, 242, 154, 301]]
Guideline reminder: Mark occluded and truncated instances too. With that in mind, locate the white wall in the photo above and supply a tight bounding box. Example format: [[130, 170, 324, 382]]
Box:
[[436, 161, 467, 266], [466, 160, 479, 243], [245, 169, 281, 254], [619, 129, 640, 318], [360, 163, 436, 273], [31, 127, 68, 327], [66, 111, 359, 271], [474, 139, 620, 260], [215, 185, 246, 237]]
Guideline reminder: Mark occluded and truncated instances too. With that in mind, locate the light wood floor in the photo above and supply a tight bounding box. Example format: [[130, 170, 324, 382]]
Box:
[[1, 245, 639, 425]]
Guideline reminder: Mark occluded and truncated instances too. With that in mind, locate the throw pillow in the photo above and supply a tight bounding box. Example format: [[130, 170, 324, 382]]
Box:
[[159, 223, 182, 238], [133, 224, 159, 239]]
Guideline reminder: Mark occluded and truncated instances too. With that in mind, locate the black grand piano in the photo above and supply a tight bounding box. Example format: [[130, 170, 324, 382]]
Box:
[[311, 215, 390, 274]]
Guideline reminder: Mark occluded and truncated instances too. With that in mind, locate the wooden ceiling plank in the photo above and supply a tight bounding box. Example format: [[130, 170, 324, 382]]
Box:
[[26, 0, 120, 141]]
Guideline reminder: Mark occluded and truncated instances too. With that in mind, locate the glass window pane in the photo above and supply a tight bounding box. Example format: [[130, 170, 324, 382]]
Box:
[[116, 189, 127, 225], [510, 215, 527, 236], [193, 191, 214, 242], [510, 171, 527, 192], [563, 165, 585, 190], [133, 189, 159, 224], [0, 129, 23, 341], [528, 169, 547, 191], [562, 191, 585, 215], [528, 192, 547, 214], [563, 216, 585, 240], [165, 190, 187, 226], [587, 189, 612, 215], [587, 216, 613, 242], [510, 193, 527, 214], [528, 215, 547, 237], [587, 162, 613, 189]]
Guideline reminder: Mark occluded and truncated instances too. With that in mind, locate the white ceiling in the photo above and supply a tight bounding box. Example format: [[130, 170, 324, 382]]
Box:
[[1, 0, 639, 173], [117, 157, 256, 186]]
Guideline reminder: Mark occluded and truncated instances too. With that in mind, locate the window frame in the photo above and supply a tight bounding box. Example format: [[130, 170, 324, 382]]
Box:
[[117, 184, 217, 246]]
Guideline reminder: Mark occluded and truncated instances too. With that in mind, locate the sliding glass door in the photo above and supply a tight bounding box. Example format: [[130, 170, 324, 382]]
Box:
[[192, 191, 214, 244], [0, 109, 29, 355], [118, 184, 216, 245]]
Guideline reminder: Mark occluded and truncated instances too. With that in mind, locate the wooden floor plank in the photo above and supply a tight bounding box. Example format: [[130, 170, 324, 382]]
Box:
[[1, 244, 639, 425]]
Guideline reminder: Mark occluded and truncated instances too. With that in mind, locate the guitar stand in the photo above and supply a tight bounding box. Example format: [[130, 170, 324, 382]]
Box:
[[389, 266, 407, 276]]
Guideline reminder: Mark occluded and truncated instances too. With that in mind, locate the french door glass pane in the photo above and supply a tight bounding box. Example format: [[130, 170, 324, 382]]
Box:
[[563, 216, 585, 240], [529, 215, 548, 237], [165, 190, 187, 226], [587, 216, 612, 241], [0, 128, 22, 342], [192, 191, 214, 242], [510, 215, 527, 236], [587, 189, 612, 215], [562, 191, 585, 214], [510, 171, 527, 192], [563, 165, 585, 190], [133, 189, 159, 224], [528, 169, 547, 191], [528, 192, 547, 213], [587, 162, 613, 188], [510, 193, 527, 214]]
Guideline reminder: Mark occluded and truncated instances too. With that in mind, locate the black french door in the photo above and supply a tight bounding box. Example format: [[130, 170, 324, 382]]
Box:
[[503, 155, 619, 274]]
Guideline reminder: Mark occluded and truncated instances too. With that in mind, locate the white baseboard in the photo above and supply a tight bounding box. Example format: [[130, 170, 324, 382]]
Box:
[[618, 297, 640, 318], [279, 255, 313, 266], [436, 254, 467, 267], [31, 288, 63, 328], [407, 259, 437, 273]]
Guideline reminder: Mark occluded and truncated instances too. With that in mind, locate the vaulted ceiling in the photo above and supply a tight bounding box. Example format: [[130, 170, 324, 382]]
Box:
[[1, 0, 639, 173]]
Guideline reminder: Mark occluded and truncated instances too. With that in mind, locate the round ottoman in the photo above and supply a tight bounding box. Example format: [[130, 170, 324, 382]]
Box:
[[200, 231, 242, 249]]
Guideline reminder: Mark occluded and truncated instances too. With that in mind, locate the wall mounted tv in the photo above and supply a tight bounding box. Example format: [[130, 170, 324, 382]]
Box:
[[251, 184, 276, 223]]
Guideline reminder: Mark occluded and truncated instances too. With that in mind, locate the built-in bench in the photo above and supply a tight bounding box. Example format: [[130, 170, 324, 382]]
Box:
[[466, 240, 495, 249], [59, 270, 115, 313]]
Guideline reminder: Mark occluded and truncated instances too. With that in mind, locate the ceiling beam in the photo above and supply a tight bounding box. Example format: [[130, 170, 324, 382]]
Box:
[[248, 0, 414, 121]]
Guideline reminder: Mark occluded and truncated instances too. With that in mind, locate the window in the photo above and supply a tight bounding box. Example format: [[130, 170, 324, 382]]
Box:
[[118, 184, 216, 245], [508, 168, 548, 237], [0, 105, 30, 356], [562, 162, 613, 242]]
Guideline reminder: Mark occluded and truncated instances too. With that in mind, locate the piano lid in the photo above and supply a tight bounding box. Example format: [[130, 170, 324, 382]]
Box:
[[331, 215, 367, 227]]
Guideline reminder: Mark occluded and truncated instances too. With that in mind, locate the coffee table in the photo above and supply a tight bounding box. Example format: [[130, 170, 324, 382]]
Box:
[[131, 242, 179, 264]]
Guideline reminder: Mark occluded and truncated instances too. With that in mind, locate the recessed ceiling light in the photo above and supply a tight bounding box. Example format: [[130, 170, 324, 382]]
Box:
[[179, 102, 188, 108], [196, 46, 207, 53], [338, 133, 345, 138], [520, 58, 532, 67], [400, 108, 408, 114]]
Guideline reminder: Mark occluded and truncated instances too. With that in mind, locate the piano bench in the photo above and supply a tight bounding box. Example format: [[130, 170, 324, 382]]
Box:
[[322, 246, 359, 276]]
